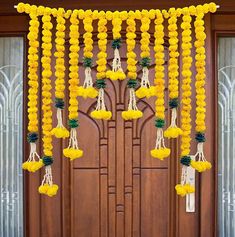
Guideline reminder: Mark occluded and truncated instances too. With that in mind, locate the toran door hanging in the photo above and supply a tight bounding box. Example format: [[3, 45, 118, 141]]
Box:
[[16, 2, 218, 197]]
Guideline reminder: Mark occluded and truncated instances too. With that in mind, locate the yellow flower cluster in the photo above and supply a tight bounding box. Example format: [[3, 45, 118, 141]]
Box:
[[63, 148, 83, 160], [122, 110, 143, 120], [106, 11, 126, 81], [22, 160, 44, 172], [68, 11, 80, 121], [96, 14, 108, 80], [38, 184, 59, 197], [175, 184, 195, 197], [180, 12, 192, 157], [191, 160, 211, 172], [91, 110, 112, 120], [41, 12, 53, 157], [77, 10, 99, 99], [164, 127, 182, 138], [151, 148, 171, 160], [140, 14, 151, 60], [154, 11, 165, 121], [126, 12, 137, 80], [27, 13, 39, 133], [51, 127, 69, 138], [54, 11, 66, 100], [194, 12, 206, 133]]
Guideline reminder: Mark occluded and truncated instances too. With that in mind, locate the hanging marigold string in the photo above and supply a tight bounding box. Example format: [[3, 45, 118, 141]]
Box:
[[175, 10, 195, 197], [77, 10, 98, 99], [164, 8, 183, 139], [50, 8, 70, 139], [150, 10, 170, 160], [135, 10, 156, 99], [63, 10, 84, 160], [21, 7, 43, 172], [90, 11, 112, 120], [106, 11, 126, 81], [38, 9, 58, 197], [122, 11, 143, 120], [191, 8, 212, 172]]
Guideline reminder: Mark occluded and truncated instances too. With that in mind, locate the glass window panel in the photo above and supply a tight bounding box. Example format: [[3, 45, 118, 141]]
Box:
[[218, 37, 235, 237], [0, 37, 24, 237]]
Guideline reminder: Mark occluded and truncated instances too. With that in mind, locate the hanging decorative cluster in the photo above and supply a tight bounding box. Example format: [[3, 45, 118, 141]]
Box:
[[17, 2, 217, 198]]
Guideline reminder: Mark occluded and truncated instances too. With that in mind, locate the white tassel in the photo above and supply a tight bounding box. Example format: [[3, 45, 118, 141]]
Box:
[[128, 88, 138, 111], [180, 165, 188, 185], [154, 128, 166, 149], [83, 67, 93, 88], [140, 67, 150, 88], [67, 128, 79, 149], [194, 142, 206, 162], [112, 48, 123, 72], [169, 108, 177, 127], [28, 143, 40, 162], [95, 88, 106, 111], [41, 165, 53, 186]]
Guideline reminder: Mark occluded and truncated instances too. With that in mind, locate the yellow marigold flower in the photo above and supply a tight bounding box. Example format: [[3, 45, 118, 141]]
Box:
[[150, 148, 171, 160]]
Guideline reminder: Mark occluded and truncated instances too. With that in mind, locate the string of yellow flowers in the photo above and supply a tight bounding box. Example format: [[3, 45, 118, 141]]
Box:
[[20, 6, 43, 172], [77, 10, 98, 99], [150, 10, 170, 160], [191, 8, 212, 173], [122, 11, 143, 120], [90, 11, 112, 120], [63, 10, 84, 160], [51, 8, 70, 139], [175, 9, 195, 197], [136, 10, 156, 99], [106, 11, 126, 81], [164, 8, 183, 139], [38, 9, 58, 197]]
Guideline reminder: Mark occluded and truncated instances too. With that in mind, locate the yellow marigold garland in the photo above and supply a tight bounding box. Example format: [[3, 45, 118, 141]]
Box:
[[51, 8, 70, 139], [63, 10, 84, 160], [150, 10, 170, 160], [20, 7, 43, 172], [39, 9, 58, 197], [122, 11, 143, 120], [191, 8, 212, 172], [175, 10, 194, 197], [164, 8, 183, 139], [77, 10, 98, 99], [135, 10, 156, 99], [91, 12, 112, 120], [106, 11, 126, 81]]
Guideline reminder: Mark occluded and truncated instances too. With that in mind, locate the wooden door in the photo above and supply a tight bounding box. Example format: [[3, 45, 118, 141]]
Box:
[[67, 32, 172, 237]]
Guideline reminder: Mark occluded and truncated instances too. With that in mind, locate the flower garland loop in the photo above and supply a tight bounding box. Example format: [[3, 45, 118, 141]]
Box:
[[63, 10, 84, 160], [136, 10, 156, 99], [77, 10, 98, 99], [150, 10, 170, 160], [164, 8, 183, 139], [51, 8, 70, 139], [122, 11, 143, 120], [90, 12, 112, 120]]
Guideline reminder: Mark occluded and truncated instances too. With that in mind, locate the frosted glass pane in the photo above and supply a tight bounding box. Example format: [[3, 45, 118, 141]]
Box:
[[218, 37, 235, 237], [0, 37, 24, 237]]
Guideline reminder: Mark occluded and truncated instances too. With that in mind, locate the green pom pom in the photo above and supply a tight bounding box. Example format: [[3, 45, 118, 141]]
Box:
[[155, 119, 165, 128], [169, 98, 179, 109], [95, 79, 106, 89], [180, 156, 191, 166], [112, 38, 122, 49], [55, 98, 65, 109], [127, 79, 137, 88], [83, 57, 92, 68], [42, 156, 53, 166], [68, 119, 79, 128], [139, 57, 151, 67], [27, 132, 38, 143], [195, 132, 206, 143]]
